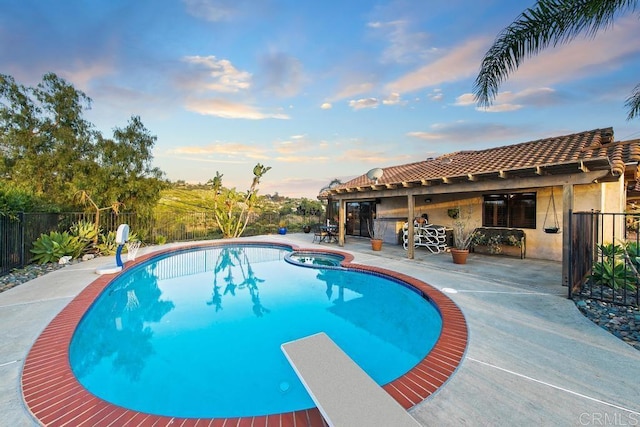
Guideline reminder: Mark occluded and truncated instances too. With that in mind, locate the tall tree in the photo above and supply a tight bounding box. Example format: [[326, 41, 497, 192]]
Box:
[[89, 116, 166, 215], [0, 73, 166, 214], [0, 73, 96, 204], [474, 0, 640, 120]]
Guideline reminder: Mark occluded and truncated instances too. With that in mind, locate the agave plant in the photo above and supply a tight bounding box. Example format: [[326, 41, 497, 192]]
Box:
[[96, 231, 118, 256], [30, 231, 83, 264], [69, 220, 100, 254], [591, 243, 638, 291], [70, 220, 99, 243], [95, 229, 141, 256]]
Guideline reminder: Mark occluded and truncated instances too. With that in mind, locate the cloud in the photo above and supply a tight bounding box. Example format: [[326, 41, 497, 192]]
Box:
[[274, 135, 330, 158], [455, 87, 562, 112], [349, 98, 379, 110], [167, 142, 270, 162], [507, 16, 640, 88], [336, 148, 410, 164], [320, 102, 332, 110], [454, 93, 475, 106], [382, 92, 404, 106], [182, 0, 237, 22], [256, 52, 305, 97], [182, 55, 252, 93], [367, 19, 433, 64], [407, 121, 531, 144], [333, 82, 375, 101], [185, 97, 290, 119], [385, 37, 489, 94], [428, 89, 443, 102]]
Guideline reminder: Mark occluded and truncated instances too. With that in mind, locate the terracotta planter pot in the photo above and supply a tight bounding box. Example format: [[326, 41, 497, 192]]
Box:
[[450, 248, 469, 264], [371, 238, 383, 251]]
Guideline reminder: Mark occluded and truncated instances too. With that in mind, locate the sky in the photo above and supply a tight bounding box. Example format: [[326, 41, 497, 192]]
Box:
[[1, 1, 639, 199]]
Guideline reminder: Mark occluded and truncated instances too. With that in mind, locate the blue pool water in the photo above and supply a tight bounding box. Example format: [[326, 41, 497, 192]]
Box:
[[284, 251, 344, 267], [69, 244, 442, 418]]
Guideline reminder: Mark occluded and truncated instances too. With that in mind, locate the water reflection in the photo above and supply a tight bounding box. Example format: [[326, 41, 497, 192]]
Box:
[[207, 247, 269, 317], [70, 264, 175, 381], [316, 268, 344, 302]]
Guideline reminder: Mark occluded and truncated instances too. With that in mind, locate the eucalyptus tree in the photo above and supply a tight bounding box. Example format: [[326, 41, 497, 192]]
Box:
[[89, 116, 167, 216], [0, 73, 96, 204], [474, 0, 640, 120], [0, 73, 166, 215]]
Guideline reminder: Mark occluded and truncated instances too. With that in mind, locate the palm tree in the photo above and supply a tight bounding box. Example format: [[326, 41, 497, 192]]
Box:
[[474, 0, 639, 120]]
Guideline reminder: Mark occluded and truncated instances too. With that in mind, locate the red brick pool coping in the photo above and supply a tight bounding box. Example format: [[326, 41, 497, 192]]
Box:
[[21, 241, 468, 427]]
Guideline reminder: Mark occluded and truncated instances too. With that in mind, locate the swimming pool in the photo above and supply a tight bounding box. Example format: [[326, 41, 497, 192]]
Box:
[[22, 241, 468, 426], [68, 244, 441, 418]]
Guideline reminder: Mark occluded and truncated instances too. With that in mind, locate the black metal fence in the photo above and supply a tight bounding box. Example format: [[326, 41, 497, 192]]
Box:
[[0, 210, 319, 276], [1, 212, 144, 275], [569, 211, 640, 307]]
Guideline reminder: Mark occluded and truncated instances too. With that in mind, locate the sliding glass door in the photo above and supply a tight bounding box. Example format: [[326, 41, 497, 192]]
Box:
[[346, 201, 375, 237]]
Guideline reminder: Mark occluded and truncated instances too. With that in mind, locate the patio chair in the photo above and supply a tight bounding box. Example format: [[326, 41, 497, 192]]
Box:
[[312, 225, 328, 243]]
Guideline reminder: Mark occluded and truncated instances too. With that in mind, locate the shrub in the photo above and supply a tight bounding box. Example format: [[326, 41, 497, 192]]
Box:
[[96, 231, 118, 255], [30, 231, 83, 264], [591, 243, 637, 291], [69, 220, 100, 254]]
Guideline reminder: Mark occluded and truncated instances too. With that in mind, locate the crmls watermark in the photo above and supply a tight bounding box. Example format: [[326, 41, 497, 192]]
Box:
[[579, 412, 640, 426]]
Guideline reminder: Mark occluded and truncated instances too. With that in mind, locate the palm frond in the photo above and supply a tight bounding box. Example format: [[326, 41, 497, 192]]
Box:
[[475, 0, 638, 108], [626, 83, 640, 120]]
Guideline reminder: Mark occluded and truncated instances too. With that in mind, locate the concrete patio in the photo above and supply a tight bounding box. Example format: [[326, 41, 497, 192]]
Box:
[[1, 233, 639, 426]]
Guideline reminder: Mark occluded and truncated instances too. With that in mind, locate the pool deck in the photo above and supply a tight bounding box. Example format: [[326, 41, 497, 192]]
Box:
[[2, 234, 640, 426]]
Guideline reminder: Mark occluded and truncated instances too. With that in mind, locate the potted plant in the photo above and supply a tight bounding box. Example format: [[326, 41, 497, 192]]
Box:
[[278, 220, 287, 235], [450, 205, 479, 264], [472, 229, 525, 258], [367, 218, 388, 251]]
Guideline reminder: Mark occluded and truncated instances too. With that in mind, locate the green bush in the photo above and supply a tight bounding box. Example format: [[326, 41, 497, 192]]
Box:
[[30, 231, 83, 264], [95, 230, 140, 255], [591, 243, 638, 291], [96, 231, 118, 255], [69, 220, 100, 254]]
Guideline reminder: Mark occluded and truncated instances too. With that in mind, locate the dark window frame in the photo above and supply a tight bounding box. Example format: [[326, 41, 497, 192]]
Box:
[[483, 192, 536, 229]]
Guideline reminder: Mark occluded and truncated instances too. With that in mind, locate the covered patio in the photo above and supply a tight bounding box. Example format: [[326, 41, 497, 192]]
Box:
[[322, 128, 640, 288]]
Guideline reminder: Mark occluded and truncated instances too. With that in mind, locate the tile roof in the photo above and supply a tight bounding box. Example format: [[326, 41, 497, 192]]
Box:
[[326, 128, 640, 195]]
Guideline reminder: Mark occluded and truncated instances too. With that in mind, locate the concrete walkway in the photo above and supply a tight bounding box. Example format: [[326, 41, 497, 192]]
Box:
[[1, 234, 639, 426]]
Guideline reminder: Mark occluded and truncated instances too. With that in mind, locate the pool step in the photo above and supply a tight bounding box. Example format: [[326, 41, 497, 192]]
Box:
[[281, 332, 421, 427]]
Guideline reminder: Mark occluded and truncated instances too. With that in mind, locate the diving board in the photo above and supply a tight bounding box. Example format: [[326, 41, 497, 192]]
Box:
[[281, 332, 420, 427]]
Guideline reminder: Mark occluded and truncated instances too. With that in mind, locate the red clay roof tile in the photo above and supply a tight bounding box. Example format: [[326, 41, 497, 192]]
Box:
[[325, 128, 640, 194]]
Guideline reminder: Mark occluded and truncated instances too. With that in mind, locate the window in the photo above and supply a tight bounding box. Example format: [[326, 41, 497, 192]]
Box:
[[483, 193, 536, 229]]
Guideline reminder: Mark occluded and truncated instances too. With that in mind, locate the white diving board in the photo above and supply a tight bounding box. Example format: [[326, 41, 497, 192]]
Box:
[[281, 332, 421, 427]]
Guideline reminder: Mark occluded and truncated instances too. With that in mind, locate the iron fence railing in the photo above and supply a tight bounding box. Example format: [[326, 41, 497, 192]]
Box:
[[1, 210, 319, 276], [569, 211, 640, 307], [1, 214, 24, 276]]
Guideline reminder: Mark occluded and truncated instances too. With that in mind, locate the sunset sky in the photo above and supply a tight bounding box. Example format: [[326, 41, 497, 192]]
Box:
[[1, 0, 639, 198]]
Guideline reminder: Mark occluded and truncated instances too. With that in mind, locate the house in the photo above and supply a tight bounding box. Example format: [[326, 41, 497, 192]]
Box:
[[321, 127, 640, 276]]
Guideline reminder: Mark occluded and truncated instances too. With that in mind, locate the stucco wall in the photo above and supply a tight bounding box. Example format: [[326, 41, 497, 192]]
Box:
[[372, 179, 625, 262]]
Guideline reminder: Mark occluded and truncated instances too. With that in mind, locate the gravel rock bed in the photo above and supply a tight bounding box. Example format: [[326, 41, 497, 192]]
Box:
[[573, 297, 640, 351], [1, 263, 638, 351]]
